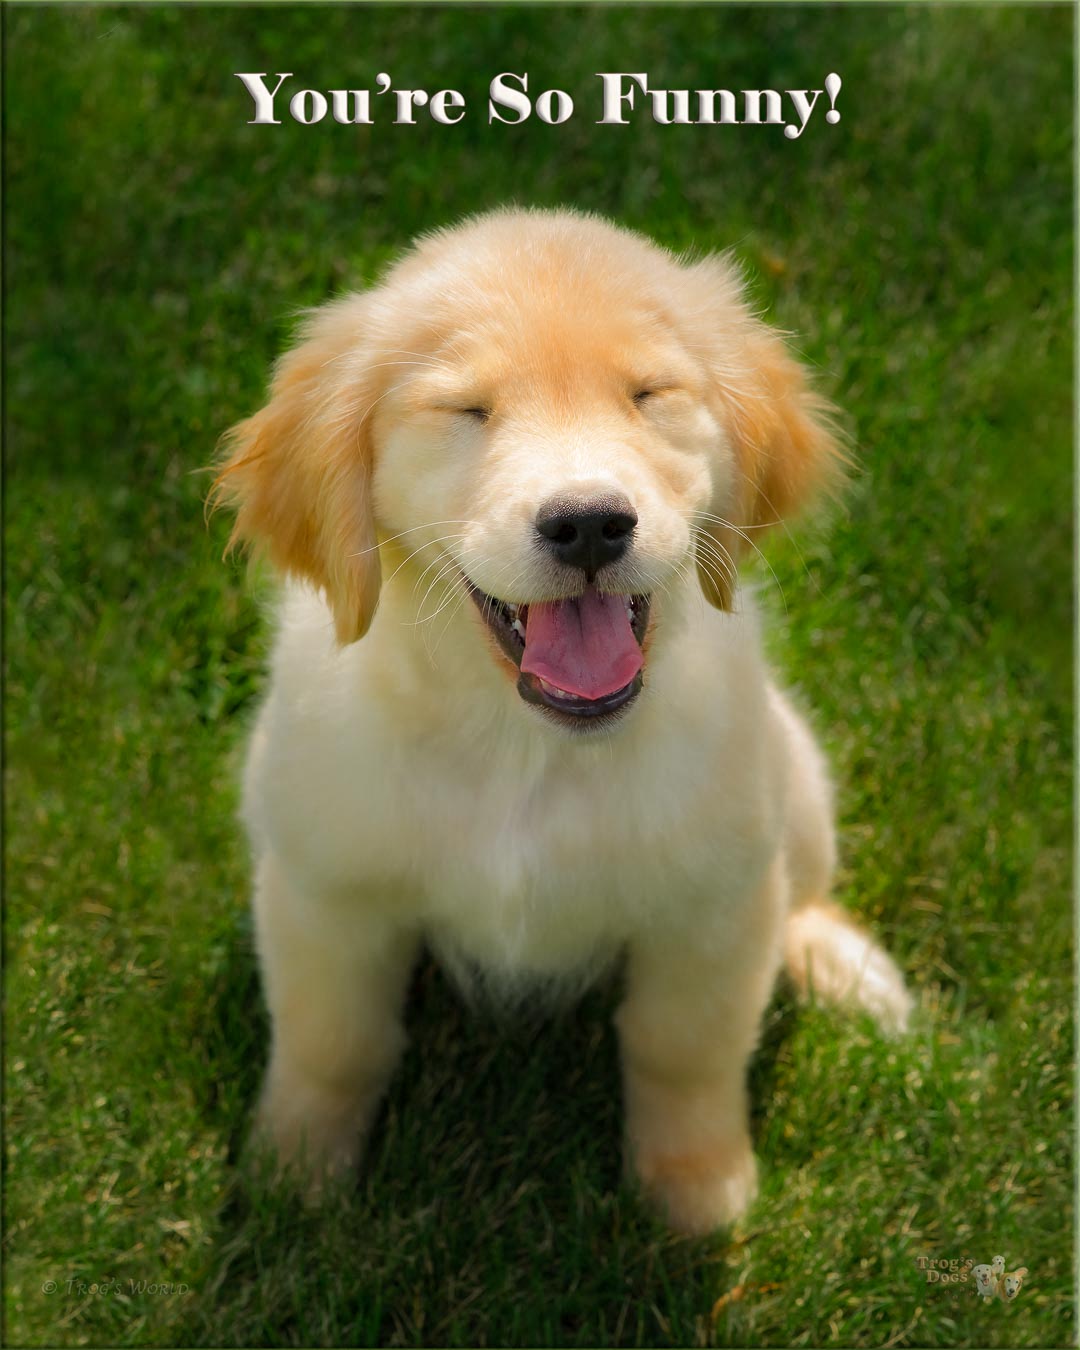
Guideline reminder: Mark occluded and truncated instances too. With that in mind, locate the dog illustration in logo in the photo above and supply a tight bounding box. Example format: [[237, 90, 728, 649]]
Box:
[[1000, 1268, 1029, 1302], [973, 1264, 997, 1300], [973, 1255, 1028, 1303]]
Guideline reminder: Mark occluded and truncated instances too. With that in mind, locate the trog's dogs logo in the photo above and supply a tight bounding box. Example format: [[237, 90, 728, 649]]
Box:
[[916, 1253, 1029, 1304]]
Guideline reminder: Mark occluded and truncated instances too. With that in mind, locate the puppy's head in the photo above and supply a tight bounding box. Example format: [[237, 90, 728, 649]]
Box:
[[213, 210, 840, 730]]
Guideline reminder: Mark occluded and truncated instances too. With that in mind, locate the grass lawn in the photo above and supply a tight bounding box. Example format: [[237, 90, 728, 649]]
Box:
[[3, 4, 1073, 1347]]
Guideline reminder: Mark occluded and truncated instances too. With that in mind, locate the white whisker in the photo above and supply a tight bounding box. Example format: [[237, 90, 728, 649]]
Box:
[[692, 520, 786, 612], [346, 520, 478, 561], [387, 533, 467, 584]]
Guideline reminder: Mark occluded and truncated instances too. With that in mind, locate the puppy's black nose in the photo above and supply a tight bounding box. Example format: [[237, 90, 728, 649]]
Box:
[[535, 494, 638, 579]]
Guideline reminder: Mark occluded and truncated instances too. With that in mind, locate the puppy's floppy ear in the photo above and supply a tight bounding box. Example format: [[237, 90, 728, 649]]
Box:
[[210, 295, 382, 644], [686, 258, 843, 611]]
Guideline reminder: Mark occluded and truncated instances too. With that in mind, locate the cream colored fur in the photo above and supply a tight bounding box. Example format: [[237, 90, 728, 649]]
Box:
[[214, 208, 912, 1234]]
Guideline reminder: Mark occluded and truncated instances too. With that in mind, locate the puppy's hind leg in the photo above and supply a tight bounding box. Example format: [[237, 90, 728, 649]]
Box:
[[248, 852, 419, 1198], [775, 690, 913, 1035]]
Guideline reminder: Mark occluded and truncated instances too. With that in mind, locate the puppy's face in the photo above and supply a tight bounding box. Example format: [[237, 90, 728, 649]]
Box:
[[373, 275, 723, 726], [215, 210, 838, 732]]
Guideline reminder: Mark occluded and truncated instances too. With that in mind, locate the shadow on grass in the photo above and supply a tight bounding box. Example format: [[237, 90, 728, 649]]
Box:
[[178, 921, 803, 1348]]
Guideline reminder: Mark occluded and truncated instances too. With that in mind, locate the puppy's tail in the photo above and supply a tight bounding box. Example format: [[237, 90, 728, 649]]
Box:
[[784, 900, 913, 1034]]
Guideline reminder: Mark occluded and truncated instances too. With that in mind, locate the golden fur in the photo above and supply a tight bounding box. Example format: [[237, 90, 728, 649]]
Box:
[[213, 208, 911, 1234]]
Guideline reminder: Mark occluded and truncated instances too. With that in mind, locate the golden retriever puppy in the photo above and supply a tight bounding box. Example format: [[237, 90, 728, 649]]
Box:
[[214, 208, 912, 1235]]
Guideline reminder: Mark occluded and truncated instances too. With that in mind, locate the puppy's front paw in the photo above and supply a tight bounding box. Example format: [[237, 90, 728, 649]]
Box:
[[632, 1132, 759, 1236], [248, 1068, 375, 1202]]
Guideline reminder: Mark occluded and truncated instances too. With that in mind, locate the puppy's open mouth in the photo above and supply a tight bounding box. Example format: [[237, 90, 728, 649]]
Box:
[[468, 583, 651, 725]]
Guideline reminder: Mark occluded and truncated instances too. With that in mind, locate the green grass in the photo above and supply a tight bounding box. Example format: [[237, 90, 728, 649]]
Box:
[[3, 4, 1073, 1347]]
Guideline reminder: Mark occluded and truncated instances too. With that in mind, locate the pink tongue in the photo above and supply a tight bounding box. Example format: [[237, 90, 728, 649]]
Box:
[[521, 588, 642, 700]]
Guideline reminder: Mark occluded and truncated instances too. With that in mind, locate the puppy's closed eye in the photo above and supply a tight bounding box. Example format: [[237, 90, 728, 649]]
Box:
[[630, 376, 702, 419], [427, 403, 492, 426], [631, 383, 683, 405]]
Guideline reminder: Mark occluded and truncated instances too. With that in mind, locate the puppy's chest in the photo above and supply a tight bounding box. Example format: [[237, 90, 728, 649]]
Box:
[[435, 780, 646, 894], [407, 749, 729, 974]]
